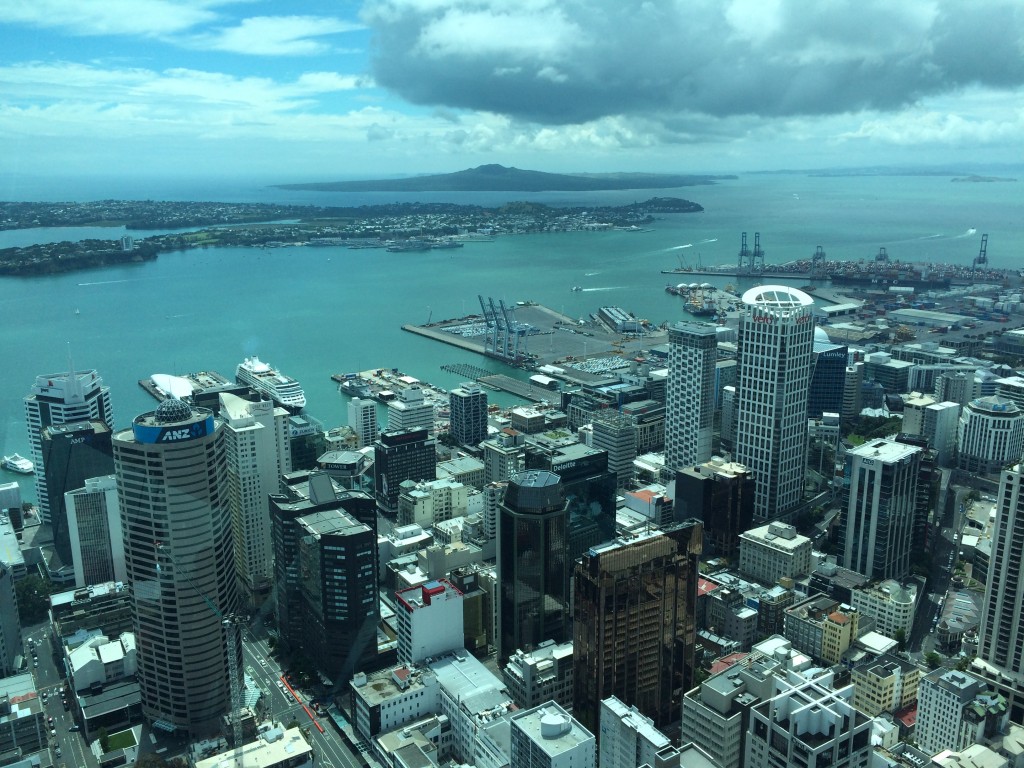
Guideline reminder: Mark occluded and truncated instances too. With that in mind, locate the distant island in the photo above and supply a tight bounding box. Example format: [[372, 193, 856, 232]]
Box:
[[276, 164, 734, 193], [951, 175, 1017, 183], [0, 196, 702, 276]]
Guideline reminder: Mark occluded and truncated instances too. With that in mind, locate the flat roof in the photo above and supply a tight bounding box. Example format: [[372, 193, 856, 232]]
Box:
[[194, 728, 312, 768], [847, 439, 921, 463], [511, 703, 593, 758]]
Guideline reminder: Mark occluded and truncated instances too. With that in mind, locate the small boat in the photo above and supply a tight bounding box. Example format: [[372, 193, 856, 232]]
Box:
[[571, 286, 583, 292], [2, 453, 34, 474]]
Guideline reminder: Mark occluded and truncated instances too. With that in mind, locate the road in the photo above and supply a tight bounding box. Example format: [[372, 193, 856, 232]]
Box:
[[241, 636, 363, 768], [25, 625, 95, 768]]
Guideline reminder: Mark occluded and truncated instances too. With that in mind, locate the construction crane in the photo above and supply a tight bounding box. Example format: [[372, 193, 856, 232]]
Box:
[[154, 541, 246, 747]]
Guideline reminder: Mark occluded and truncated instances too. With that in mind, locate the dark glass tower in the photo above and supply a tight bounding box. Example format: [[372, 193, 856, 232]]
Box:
[[41, 420, 114, 572], [573, 521, 703, 734], [808, 335, 848, 418], [498, 471, 570, 664], [373, 429, 436, 515]]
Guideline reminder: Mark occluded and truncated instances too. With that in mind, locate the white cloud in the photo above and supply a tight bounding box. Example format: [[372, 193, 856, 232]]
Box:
[[190, 15, 364, 56], [0, 0, 223, 37]]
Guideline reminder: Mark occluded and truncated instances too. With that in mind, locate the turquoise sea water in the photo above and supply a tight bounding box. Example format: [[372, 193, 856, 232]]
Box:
[[2, 173, 1021, 501]]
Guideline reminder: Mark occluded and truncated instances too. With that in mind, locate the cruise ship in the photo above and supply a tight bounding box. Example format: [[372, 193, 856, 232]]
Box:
[[236, 357, 306, 410], [2, 453, 34, 474]]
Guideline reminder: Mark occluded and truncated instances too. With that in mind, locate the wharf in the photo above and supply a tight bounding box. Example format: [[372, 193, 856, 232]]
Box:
[[138, 370, 231, 402], [477, 374, 554, 403], [661, 268, 812, 280], [331, 368, 450, 408]]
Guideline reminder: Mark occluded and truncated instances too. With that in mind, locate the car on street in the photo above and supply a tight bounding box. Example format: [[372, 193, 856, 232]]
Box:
[[55, 748, 61, 758]]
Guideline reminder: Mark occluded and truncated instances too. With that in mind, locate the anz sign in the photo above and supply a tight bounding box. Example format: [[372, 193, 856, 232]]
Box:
[[134, 415, 214, 444]]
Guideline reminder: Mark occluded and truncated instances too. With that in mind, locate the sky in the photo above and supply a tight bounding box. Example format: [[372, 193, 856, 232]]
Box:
[[1, 0, 1023, 183]]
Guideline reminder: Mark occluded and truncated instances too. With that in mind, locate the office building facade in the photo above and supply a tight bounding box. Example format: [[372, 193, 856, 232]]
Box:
[[591, 410, 637, 490], [808, 333, 848, 418], [295, 509, 379, 684], [498, 471, 570, 663], [113, 398, 238, 734], [839, 439, 922, 581], [374, 429, 437, 515], [734, 286, 815, 520], [664, 321, 717, 474], [65, 475, 125, 588], [219, 393, 291, 607], [387, 387, 434, 433], [977, 464, 1024, 697], [449, 383, 488, 447], [395, 579, 464, 665], [573, 523, 702, 733], [25, 368, 114, 522], [41, 420, 114, 575], [957, 396, 1024, 475], [347, 397, 378, 449]]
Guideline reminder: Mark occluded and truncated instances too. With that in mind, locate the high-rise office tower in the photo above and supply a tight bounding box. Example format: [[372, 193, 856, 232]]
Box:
[[373, 429, 436, 515], [957, 396, 1024, 475], [449, 383, 488, 446], [270, 471, 379, 676], [0, 562, 21, 677], [25, 367, 113, 522], [675, 458, 755, 558], [219, 393, 290, 608], [395, 579, 465, 665], [387, 386, 435, 433], [294, 508, 378, 684], [65, 475, 125, 588], [347, 397, 378, 448], [41, 420, 114, 577], [113, 398, 238, 734], [498, 471, 570, 664], [734, 286, 815, 520], [842, 362, 864, 425], [572, 522, 702, 734], [976, 464, 1024, 719], [592, 411, 637, 490], [839, 439, 922, 581], [808, 332, 847, 418], [664, 321, 717, 474]]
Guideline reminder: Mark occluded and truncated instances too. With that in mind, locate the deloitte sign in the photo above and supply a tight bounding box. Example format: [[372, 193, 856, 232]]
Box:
[[133, 414, 214, 444]]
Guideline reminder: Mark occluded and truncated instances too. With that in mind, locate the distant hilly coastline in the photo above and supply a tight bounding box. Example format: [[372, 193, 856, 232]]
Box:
[[276, 164, 735, 193]]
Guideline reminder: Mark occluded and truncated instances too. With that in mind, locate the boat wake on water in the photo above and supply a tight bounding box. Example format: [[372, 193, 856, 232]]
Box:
[[955, 228, 977, 238], [582, 286, 623, 292], [696, 238, 718, 244], [665, 243, 693, 251]]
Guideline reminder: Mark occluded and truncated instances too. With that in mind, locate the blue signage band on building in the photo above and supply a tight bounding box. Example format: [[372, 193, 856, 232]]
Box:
[[133, 415, 214, 444]]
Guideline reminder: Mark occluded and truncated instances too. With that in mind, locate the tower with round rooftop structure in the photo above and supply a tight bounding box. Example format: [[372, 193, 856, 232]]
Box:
[[734, 285, 816, 521], [112, 397, 238, 736]]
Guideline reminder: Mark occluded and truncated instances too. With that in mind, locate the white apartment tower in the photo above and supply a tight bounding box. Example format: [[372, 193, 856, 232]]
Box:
[[219, 393, 291, 607], [113, 398, 239, 734], [840, 439, 922, 581], [664, 321, 717, 473], [24, 367, 114, 521], [978, 464, 1024, 683], [347, 397, 378, 448], [65, 475, 126, 588], [734, 286, 815, 520], [387, 386, 435, 433], [395, 579, 464, 665]]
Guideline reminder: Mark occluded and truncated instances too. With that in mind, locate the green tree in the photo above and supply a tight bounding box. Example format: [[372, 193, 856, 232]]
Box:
[[895, 629, 907, 652], [14, 574, 52, 624], [136, 755, 169, 768], [925, 652, 942, 670], [286, 719, 301, 730], [98, 727, 110, 753]]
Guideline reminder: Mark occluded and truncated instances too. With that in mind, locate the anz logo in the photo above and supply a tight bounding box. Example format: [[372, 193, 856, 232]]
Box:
[[159, 423, 205, 442]]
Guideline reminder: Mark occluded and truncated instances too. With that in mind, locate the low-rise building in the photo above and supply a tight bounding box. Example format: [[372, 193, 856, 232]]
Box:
[[0, 673, 45, 756], [599, 696, 678, 768], [502, 640, 574, 710], [916, 668, 1010, 757], [784, 594, 860, 664], [850, 654, 919, 717], [194, 726, 313, 768], [739, 522, 812, 586], [510, 701, 595, 768], [850, 580, 918, 640]]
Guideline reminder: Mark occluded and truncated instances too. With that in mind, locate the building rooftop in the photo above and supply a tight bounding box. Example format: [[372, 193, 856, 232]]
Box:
[[602, 696, 670, 749], [295, 508, 367, 538], [512, 702, 593, 759], [847, 439, 921, 463], [194, 727, 313, 768]]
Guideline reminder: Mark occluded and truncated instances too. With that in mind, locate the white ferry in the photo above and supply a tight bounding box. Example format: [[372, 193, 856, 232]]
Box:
[[2, 453, 34, 474], [236, 357, 306, 410]]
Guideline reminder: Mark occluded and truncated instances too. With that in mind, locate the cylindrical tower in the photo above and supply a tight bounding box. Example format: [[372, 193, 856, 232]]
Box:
[[113, 398, 238, 734]]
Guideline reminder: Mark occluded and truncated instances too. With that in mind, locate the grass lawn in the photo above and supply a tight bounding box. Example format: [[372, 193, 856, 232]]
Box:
[[107, 730, 137, 750]]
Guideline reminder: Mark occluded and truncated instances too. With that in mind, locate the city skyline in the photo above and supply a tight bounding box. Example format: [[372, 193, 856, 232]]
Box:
[[2, 1, 1023, 185]]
